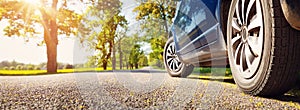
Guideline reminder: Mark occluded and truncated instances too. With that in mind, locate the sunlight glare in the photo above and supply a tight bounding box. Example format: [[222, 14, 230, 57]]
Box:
[[23, 0, 40, 5]]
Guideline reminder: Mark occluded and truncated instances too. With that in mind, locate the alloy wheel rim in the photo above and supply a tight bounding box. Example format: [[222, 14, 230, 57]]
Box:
[[230, 0, 264, 79], [165, 42, 183, 72]]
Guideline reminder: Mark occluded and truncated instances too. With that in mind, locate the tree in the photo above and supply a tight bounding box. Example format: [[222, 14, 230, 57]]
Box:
[[129, 44, 144, 69], [0, 0, 82, 73], [118, 34, 141, 69], [133, 0, 177, 68], [114, 28, 127, 70], [139, 53, 148, 67], [79, 0, 127, 70], [134, 0, 176, 35], [85, 56, 98, 68]]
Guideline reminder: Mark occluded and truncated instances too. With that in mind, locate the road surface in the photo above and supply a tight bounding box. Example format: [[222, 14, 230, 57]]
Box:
[[0, 68, 299, 109]]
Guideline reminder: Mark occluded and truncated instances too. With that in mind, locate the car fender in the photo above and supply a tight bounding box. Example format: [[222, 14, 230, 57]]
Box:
[[280, 0, 300, 30]]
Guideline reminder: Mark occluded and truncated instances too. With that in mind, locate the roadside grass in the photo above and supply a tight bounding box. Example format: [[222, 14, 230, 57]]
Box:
[[0, 67, 113, 76], [151, 66, 234, 79], [189, 67, 233, 79]]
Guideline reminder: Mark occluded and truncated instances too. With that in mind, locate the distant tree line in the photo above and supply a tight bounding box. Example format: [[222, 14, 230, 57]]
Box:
[[0, 60, 77, 70]]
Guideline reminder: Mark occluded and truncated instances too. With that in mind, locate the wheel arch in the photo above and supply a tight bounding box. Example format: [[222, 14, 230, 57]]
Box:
[[280, 0, 300, 30]]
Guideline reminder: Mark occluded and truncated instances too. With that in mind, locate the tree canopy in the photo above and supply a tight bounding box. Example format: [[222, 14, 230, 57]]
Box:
[[0, 0, 82, 73], [79, 0, 127, 70], [133, 0, 177, 68]]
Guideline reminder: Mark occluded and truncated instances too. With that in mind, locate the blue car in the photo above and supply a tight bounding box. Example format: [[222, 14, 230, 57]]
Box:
[[163, 0, 300, 96]]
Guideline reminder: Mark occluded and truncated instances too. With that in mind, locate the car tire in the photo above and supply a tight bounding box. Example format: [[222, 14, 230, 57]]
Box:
[[163, 37, 194, 78], [227, 0, 300, 96]]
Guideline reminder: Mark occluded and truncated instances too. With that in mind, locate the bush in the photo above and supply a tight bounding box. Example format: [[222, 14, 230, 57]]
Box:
[[16, 65, 24, 70], [34, 67, 41, 70], [10, 66, 15, 70], [149, 59, 164, 68], [3, 67, 9, 70], [27, 66, 34, 70], [64, 64, 74, 69]]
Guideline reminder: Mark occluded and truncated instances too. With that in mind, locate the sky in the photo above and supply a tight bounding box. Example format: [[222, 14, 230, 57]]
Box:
[[0, 0, 149, 65]]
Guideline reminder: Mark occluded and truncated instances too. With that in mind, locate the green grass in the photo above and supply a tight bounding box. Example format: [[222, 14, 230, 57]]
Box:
[[192, 67, 232, 76], [188, 74, 233, 80], [0, 67, 113, 76]]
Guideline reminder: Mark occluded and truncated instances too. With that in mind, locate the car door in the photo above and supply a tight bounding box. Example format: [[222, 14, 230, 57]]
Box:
[[172, 0, 227, 64]]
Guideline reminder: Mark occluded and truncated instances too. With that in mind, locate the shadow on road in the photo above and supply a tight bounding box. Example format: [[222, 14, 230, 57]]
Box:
[[273, 95, 300, 104], [187, 74, 300, 103], [187, 75, 235, 84], [107, 69, 166, 73]]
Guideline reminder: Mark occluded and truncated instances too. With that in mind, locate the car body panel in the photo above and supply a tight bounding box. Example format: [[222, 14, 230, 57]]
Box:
[[171, 0, 227, 65], [170, 0, 300, 66]]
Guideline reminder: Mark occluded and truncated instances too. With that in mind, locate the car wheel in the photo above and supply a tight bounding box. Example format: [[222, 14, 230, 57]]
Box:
[[163, 37, 194, 78], [227, 0, 300, 96]]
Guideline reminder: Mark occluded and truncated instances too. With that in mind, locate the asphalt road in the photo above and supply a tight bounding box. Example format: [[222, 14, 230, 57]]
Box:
[[0, 68, 300, 109]]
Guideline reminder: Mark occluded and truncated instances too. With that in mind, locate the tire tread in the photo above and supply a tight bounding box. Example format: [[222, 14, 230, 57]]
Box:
[[257, 0, 300, 96]]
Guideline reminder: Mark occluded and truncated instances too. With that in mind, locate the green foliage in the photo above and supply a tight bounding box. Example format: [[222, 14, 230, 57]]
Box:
[[192, 68, 232, 77], [129, 44, 143, 69], [0, 0, 82, 38], [27, 65, 34, 70], [0, 0, 83, 73], [134, 0, 177, 68], [0, 60, 24, 68], [85, 56, 98, 68], [133, 0, 176, 22], [124, 43, 149, 69], [3, 67, 8, 70], [9, 66, 15, 70], [16, 65, 24, 70], [149, 59, 164, 68], [34, 66, 41, 70], [63, 64, 74, 69], [79, 0, 127, 70], [139, 55, 149, 66]]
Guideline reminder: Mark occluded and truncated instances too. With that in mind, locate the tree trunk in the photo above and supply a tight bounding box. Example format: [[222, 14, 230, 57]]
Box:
[[46, 42, 57, 73], [112, 42, 116, 70], [125, 56, 129, 70], [41, 0, 58, 73], [118, 41, 123, 70], [135, 63, 138, 69], [103, 61, 107, 70]]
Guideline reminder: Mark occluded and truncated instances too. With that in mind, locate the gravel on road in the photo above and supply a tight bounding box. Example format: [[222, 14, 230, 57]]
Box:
[[0, 71, 299, 109]]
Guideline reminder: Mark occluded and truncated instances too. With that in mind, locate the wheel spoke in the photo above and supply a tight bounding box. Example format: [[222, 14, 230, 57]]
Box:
[[241, 0, 245, 24], [239, 45, 246, 71], [256, 0, 262, 17], [167, 46, 173, 54], [245, 44, 253, 71], [234, 42, 243, 65], [169, 45, 173, 54], [232, 18, 241, 31], [235, 1, 242, 25], [229, 0, 264, 77], [248, 0, 262, 31], [171, 44, 175, 54], [231, 34, 242, 47], [247, 14, 262, 31], [167, 58, 173, 64], [176, 57, 182, 67], [247, 37, 259, 57], [172, 60, 176, 70], [246, 0, 255, 24], [173, 59, 178, 69], [166, 49, 172, 56], [168, 60, 173, 70]]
